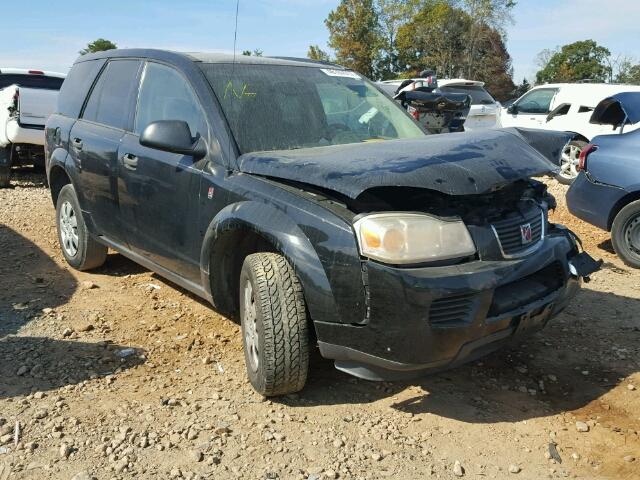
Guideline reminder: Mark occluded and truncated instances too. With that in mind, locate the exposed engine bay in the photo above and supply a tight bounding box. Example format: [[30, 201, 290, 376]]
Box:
[[349, 179, 556, 225]]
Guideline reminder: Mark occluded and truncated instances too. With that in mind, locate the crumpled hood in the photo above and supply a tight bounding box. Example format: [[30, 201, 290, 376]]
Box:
[[237, 128, 568, 198]]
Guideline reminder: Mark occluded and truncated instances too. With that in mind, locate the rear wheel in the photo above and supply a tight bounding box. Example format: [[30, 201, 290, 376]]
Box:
[[611, 200, 640, 268], [239, 253, 309, 396], [56, 184, 108, 271], [557, 140, 587, 185]]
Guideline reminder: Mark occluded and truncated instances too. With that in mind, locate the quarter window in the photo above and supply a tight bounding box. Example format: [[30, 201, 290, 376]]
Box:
[[515, 88, 558, 114], [135, 62, 205, 137], [82, 60, 141, 130]]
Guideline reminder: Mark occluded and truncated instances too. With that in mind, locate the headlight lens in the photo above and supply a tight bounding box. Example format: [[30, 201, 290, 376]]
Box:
[[354, 213, 476, 264]]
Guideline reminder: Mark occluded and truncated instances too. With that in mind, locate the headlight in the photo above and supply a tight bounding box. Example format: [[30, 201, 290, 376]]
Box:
[[354, 213, 476, 264]]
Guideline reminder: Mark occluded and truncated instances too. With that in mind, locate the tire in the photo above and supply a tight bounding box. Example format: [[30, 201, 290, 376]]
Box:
[[56, 184, 108, 271], [611, 200, 640, 269], [0, 166, 9, 188], [556, 139, 587, 185], [239, 252, 309, 396]]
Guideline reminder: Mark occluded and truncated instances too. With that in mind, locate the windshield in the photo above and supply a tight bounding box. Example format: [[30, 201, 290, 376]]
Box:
[[439, 85, 495, 105], [201, 63, 425, 154], [0, 74, 64, 90]]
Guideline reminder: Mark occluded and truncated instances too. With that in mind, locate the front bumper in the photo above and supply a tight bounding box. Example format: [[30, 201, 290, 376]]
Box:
[[316, 228, 588, 381]]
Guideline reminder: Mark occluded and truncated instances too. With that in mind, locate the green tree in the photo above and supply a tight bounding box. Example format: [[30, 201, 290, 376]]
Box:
[[325, 0, 382, 78], [375, 0, 422, 79], [615, 58, 640, 84], [513, 77, 531, 98], [241, 49, 263, 56], [535, 40, 612, 84], [79, 38, 117, 55], [472, 25, 516, 101], [460, 0, 516, 78], [307, 45, 332, 62], [396, 1, 469, 79]]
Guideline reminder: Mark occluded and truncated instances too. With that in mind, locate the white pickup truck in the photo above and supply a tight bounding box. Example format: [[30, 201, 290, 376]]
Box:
[[0, 68, 66, 187]]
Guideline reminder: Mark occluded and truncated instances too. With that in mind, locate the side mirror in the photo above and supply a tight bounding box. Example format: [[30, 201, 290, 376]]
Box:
[[507, 104, 518, 114], [140, 120, 207, 158], [546, 103, 570, 122]]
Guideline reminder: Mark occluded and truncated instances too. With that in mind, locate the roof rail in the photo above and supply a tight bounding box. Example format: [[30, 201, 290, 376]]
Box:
[[268, 56, 342, 68]]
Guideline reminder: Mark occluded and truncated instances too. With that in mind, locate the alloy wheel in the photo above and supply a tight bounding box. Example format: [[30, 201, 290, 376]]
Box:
[[59, 200, 79, 257], [243, 280, 260, 373], [559, 144, 582, 180]]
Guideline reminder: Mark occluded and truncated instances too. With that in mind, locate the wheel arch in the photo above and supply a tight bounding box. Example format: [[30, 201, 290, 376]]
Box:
[[200, 201, 341, 325], [49, 164, 72, 206], [608, 190, 640, 231], [566, 132, 590, 144]]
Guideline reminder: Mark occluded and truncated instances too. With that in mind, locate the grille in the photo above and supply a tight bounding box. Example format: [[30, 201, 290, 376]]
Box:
[[491, 206, 544, 257], [429, 292, 477, 326]]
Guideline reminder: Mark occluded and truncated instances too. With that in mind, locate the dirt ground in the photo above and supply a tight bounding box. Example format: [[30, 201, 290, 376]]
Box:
[[0, 169, 638, 480]]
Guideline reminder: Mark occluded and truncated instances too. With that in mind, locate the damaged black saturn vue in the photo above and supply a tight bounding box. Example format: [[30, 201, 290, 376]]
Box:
[[45, 50, 600, 396]]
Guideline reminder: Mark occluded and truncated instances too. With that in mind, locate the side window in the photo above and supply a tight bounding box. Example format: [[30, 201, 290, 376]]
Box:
[[135, 62, 206, 137], [57, 59, 105, 117], [516, 89, 558, 114], [82, 60, 141, 129]]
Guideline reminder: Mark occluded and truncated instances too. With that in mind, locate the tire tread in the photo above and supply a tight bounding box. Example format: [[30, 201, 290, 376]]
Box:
[[243, 252, 309, 396], [611, 199, 640, 268]]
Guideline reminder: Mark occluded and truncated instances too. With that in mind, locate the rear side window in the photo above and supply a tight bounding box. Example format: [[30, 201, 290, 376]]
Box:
[[439, 85, 495, 105], [134, 62, 206, 137], [57, 60, 105, 117], [0, 74, 64, 90], [82, 60, 141, 130]]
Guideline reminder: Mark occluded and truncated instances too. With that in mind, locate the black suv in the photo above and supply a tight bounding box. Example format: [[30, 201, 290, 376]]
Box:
[[45, 49, 599, 396]]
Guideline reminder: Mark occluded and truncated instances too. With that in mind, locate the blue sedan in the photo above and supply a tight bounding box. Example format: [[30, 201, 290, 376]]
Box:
[[567, 92, 640, 268]]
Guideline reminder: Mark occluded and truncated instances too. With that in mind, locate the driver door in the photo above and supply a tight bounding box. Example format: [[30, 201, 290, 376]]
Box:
[[117, 61, 209, 282], [501, 88, 558, 129]]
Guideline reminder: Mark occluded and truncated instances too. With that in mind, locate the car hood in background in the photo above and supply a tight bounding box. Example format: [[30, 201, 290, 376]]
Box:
[[237, 128, 569, 199]]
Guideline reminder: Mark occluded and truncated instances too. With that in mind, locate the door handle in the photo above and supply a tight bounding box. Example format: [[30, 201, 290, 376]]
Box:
[[72, 137, 83, 150], [122, 153, 139, 170]]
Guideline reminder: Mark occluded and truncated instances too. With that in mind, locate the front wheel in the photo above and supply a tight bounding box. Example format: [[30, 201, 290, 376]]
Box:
[[611, 200, 640, 268], [56, 184, 108, 271], [239, 253, 309, 396], [556, 140, 587, 185]]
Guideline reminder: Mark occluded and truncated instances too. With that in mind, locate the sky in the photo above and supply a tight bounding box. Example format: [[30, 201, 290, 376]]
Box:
[[2, 0, 639, 83]]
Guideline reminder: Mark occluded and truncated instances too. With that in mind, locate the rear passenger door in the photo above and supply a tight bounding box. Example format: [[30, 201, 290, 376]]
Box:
[[68, 59, 141, 245], [117, 61, 208, 281]]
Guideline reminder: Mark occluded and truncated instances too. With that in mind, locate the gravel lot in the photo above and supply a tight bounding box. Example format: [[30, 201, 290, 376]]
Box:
[[0, 168, 638, 480]]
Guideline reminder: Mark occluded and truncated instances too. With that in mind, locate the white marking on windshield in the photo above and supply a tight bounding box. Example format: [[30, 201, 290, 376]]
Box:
[[320, 68, 361, 80]]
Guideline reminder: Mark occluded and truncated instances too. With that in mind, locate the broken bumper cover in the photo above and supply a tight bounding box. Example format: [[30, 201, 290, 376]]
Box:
[[316, 229, 596, 381]]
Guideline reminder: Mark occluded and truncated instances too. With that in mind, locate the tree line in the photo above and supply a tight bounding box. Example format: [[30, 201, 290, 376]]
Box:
[[308, 0, 640, 101], [80, 21, 640, 103], [308, 0, 517, 100]]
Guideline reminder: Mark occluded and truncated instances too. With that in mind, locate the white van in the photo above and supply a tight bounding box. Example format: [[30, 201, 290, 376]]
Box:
[[500, 83, 640, 183]]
